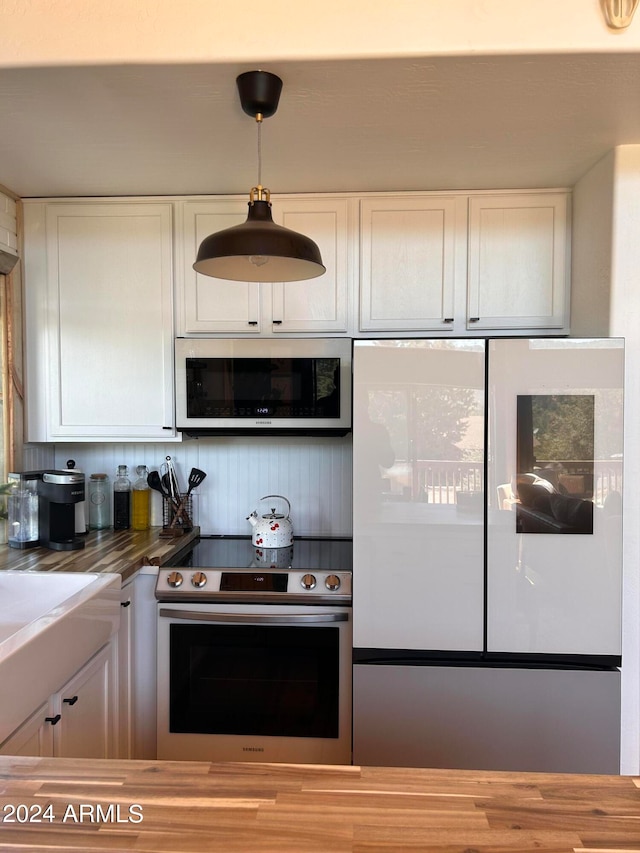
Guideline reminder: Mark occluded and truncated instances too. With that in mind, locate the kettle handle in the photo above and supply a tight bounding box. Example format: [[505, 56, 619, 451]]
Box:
[[260, 494, 291, 517]]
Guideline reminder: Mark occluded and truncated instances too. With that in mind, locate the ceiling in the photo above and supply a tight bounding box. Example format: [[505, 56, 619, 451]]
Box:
[[2, 51, 640, 199]]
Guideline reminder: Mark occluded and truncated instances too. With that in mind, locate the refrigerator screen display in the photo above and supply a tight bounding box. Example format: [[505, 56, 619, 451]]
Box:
[[515, 394, 595, 535]]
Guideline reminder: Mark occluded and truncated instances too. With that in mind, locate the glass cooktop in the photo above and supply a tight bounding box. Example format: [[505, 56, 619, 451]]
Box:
[[168, 536, 353, 573]]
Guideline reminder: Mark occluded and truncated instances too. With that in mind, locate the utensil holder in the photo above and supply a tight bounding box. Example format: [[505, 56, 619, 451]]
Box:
[[161, 494, 193, 536]]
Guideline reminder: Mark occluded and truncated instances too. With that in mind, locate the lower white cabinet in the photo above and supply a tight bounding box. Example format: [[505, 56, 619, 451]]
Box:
[[0, 640, 117, 759], [53, 641, 117, 758], [0, 701, 53, 757]]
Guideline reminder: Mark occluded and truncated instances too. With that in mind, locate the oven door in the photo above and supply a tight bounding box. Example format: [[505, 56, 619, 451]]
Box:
[[157, 602, 352, 764]]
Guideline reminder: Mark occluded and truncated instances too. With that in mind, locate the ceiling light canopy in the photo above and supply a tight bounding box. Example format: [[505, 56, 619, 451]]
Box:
[[193, 70, 326, 283]]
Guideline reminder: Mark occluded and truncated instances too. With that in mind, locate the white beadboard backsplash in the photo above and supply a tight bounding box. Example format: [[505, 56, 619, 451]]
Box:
[[24, 437, 353, 537]]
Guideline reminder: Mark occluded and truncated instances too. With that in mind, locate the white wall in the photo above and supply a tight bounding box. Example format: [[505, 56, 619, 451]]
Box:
[[43, 438, 353, 538], [571, 150, 615, 337]]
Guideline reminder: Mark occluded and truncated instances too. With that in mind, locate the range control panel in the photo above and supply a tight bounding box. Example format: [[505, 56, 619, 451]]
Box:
[[155, 568, 352, 604]]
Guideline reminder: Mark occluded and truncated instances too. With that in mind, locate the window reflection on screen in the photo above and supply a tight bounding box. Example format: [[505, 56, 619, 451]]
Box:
[[360, 343, 485, 508]]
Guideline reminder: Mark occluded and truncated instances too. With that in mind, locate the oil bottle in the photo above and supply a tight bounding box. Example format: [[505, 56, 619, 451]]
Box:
[[113, 464, 131, 530], [132, 465, 150, 530]]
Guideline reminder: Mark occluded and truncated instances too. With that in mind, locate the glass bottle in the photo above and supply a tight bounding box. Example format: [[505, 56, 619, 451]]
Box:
[[89, 473, 111, 530], [7, 478, 39, 548], [113, 465, 131, 530], [132, 464, 150, 530]]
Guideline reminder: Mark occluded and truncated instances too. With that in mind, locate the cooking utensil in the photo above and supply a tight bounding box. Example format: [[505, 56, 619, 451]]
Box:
[[148, 469, 185, 518], [247, 495, 294, 548], [187, 467, 207, 493], [148, 469, 171, 500], [168, 468, 206, 530], [165, 456, 181, 500]]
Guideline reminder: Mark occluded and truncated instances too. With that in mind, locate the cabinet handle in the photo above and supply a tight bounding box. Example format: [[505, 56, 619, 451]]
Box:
[[162, 426, 173, 430], [443, 318, 454, 323], [121, 600, 131, 608], [469, 317, 480, 323], [45, 714, 61, 725], [247, 321, 258, 326], [63, 696, 79, 706], [272, 320, 282, 325]]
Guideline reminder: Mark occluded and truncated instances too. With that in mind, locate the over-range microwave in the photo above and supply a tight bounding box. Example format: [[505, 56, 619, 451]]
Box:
[[175, 338, 352, 436]]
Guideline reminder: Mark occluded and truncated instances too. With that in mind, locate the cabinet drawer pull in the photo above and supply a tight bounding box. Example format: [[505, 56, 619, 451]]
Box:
[[469, 317, 480, 323], [45, 714, 61, 726], [121, 600, 131, 608], [247, 321, 258, 326], [272, 320, 282, 325], [63, 696, 78, 706], [443, 318, 454, 323]]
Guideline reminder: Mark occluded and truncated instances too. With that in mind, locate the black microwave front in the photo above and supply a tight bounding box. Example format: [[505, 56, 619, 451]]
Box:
[[175, 338, 352, 436]]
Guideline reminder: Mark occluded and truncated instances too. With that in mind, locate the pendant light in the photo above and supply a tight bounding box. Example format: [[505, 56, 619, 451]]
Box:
[[193, 70, 326, 282]]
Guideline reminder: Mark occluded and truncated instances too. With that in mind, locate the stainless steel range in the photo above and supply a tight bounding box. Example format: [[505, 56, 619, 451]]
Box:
[[156, 536, 353, 765]]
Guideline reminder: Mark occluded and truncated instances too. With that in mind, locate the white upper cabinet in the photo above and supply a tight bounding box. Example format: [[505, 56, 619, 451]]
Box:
[[179, 199, 261, 333], [359, 196, 462, 332], [270, 198, 352, 333], [24, 201, 177, 442], [359, 191, 570, 336], [178, 196, 353, 336], [467, 192, 570, 331]]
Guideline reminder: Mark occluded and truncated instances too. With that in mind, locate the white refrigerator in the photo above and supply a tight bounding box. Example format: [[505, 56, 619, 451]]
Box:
[[352, 338, 623, 773]]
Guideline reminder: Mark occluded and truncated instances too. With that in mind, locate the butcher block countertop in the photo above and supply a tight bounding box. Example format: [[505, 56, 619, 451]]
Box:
[[0, 528, 199, 581], [1, 757, 640, 853]]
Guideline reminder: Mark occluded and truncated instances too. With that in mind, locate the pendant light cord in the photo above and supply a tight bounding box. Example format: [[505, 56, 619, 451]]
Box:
[[256, 115, 263, 189]]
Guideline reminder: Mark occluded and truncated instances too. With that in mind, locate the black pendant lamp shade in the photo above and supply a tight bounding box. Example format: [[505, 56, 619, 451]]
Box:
[[193, 71, 326, 283]]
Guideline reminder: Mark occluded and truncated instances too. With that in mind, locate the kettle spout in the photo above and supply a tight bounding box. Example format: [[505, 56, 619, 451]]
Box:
[[246, 510, 258, 527]]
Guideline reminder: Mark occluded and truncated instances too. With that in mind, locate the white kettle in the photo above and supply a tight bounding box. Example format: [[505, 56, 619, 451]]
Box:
[[247, 495, 294, 548]]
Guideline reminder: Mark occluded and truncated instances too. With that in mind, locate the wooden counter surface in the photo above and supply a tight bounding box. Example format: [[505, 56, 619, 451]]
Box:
[[0, 756, 639, 852], [0, 528, 199, 581]]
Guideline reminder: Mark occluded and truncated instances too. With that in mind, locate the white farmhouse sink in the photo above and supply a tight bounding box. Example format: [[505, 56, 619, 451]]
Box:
[[0, 570, 120, 744]]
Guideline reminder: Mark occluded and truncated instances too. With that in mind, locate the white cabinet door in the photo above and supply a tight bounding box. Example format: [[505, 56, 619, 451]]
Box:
[[359, 196, 462, 332], [53, 641, 117, 759], [0, 701, 53, 757], [270, 197, 351, 333], [23, 201, 176, 441], [467, 193, 570, 330], [179, 196, 352, 336], [180, 199, 262, 334], [353, 340, 485, 652]]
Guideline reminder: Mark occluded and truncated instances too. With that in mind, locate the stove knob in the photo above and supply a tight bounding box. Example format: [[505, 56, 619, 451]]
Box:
[[191, 571, 207, 588], [301, 573, 317, 590], [325, 574, 341, 591], [167, 571, 183, 588]]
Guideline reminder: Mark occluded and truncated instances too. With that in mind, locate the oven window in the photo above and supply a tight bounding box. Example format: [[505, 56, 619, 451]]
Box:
[[169, 624, 340, 738]]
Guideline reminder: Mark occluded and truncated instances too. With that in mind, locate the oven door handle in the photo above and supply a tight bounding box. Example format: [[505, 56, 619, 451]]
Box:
[[159, 607, 349, 624]]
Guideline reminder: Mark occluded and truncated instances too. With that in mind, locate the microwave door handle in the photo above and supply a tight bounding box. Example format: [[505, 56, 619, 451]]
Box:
[[159, 608, 349, 624]]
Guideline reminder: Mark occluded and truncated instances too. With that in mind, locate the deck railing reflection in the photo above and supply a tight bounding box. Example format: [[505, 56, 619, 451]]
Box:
[[383, 458, 623, 506]]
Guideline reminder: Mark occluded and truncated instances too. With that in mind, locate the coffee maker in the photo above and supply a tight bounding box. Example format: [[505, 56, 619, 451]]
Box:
[[36, 470, 86, 551]]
